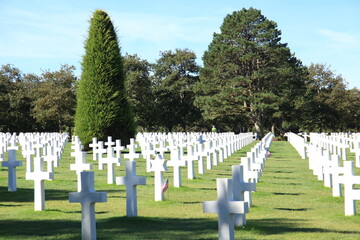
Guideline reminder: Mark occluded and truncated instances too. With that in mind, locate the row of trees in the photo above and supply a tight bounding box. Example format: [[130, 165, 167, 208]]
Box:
[[1, 8, 359, 137]]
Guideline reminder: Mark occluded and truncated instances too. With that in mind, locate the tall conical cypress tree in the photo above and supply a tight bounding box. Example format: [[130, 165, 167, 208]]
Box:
[[75, 9, 135, 147]]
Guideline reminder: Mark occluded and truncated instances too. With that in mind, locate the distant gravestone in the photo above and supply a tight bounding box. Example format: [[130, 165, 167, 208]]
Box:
[[231, 165, 255, 226], [185, 144, 198, 179], [114, 140, 124, 160], [1, 149, 22, 191], [101, 146, 120, 184], [150, 154, 168, 201], [69, 171, 107, 240], [89, 138, 98, 161], [116, 161, 146, 217], [26, 150, 53, 211], [168, 147, 186, 187], [22, 141, 35, 173], [124, 138, 140, 161], [70, 151, 93, 191], [97, 141, 107, 170], [203, 178, 248, 240]]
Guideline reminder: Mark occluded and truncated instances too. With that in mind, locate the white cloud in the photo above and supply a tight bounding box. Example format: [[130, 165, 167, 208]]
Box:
[[114, 13, 218, 45], [318, 29, 359, 45]]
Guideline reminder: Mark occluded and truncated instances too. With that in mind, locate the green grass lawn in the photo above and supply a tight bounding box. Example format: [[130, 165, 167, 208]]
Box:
[[1, 140, 360, 239]]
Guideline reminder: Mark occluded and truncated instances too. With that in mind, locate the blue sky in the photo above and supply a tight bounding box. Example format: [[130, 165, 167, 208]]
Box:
[[0, 0, 359, 88]]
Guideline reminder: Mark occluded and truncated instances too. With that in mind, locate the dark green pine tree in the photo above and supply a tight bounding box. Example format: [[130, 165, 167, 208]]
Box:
[[75, 10, 135, 147], [195, 8, 306, 136]]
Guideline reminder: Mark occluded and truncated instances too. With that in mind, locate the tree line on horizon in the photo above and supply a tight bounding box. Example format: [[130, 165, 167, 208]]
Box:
[[1, 8, 359, 139]]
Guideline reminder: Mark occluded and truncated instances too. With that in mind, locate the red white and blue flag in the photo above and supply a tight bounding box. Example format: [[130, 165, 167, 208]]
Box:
[[161, 178, 169, 193]]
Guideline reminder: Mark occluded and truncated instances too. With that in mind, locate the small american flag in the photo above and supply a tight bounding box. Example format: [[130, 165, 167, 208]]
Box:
[[161, 178, 169, 193]]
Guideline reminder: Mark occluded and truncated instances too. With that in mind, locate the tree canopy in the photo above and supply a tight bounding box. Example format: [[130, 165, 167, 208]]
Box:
[[1, 7, 359, 135], [75, 9, 135, 147]]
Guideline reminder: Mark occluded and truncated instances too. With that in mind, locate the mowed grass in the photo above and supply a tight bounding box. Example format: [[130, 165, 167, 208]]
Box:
[[1, 140, 360, 239]]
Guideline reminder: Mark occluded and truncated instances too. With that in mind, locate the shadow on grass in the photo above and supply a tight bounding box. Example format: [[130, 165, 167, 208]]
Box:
[[0, 187, 72, 202], [0, 217, 218, 240], [272, 192, 302, 196], [97, 216, 218, 240], [244, 218, 360, 235], [274, 208, 312, 211], [0, 219, 80, 240]]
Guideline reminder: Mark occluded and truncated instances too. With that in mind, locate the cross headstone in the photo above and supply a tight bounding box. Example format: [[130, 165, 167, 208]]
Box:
[[116, 161, 146, 217], [69, 171, 107, 240], [142, 141, 155, 172], [168, 147, 186, 187], [1, 149, 22, 191], [185, 144, 198, 179], [104, 136, 115, 149], [26, 150, 53, 211], [89, 138, 98, 161], [338, 161, 360, 216], [150, 154, 168, 201], [97, 141, 107, 170], [124, 138, 140, 161], [231, 165, 255, 226], [203, 178, 248, 240], [196, 141, 205, 174], [101, 146, 121, 184], [114, 140, 124, 159], [23, 142, 35, 173], [70, 151, 93, 191], [156, 140, 168, 158]]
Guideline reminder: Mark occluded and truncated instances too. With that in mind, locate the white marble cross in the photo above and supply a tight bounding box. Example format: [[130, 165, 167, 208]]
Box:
[[23, 142, 35, 173], [204, 141, 213, 170], [114, 140, 124, 159], [97, 141, 107, 170], [156, 140, 168, 158], [124, 138, 140, 161], [104, 136, 115, 149], [168, 147, 186, 187], [203, 178, 248, 240], [100, 147, 120, 184], [231, 165, 255, 226], [196, 142, 205, 174], [70, 151, 93, 191], [141, 142, 155, 172], [116, 161, 146, 217], [89, 138, 98, 161], [150, 154, 168, 201], [26, 150, 53, 211], [339, 161, 360, 216], [69, 171, 107, 240], [2, 149, 22, 191], [185, 144, 198, 179]]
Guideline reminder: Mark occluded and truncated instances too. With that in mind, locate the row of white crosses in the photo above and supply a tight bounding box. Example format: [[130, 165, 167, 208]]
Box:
[[285, 132, 307, 159], [0, 132, 69, 211], [69, 136, 147, 239], [203, 132, 274, 240], [136, 132, 255, 190], [84, 136, 147, 214], [298, 132, 360, 216]]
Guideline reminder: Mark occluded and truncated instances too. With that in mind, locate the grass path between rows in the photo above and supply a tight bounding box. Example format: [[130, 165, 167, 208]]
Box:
[[243, 141, 360, 240], [0, 140, 360, 239]]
